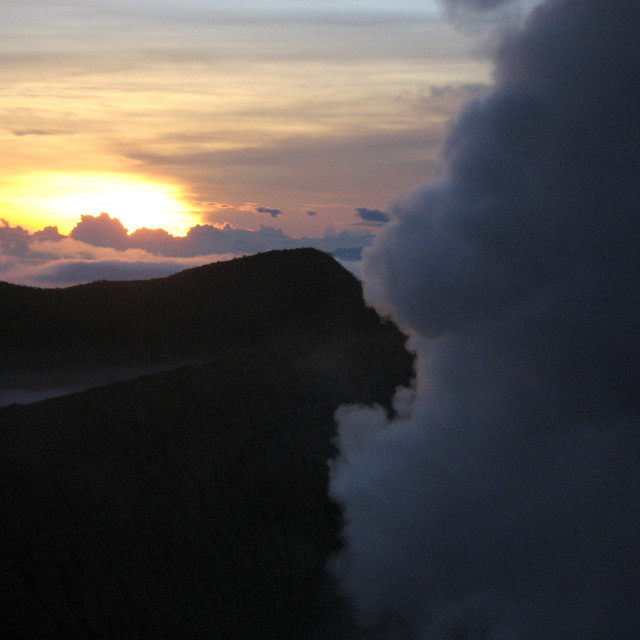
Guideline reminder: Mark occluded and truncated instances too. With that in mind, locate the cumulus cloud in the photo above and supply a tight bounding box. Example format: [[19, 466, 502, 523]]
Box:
[[329, 1, 640, 638], [0, 219, 31, 257], [70, 212, 130, 250], [354, 207, 389, 227], [0, 214, 375, 286], [32, 226, 65, 242]]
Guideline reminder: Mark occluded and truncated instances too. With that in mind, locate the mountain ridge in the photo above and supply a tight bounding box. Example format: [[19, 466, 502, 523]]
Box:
[[0, 248, 398, 404], [1, 248, 375, 368]]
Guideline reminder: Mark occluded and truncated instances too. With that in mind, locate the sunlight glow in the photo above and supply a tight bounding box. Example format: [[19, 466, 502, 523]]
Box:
[[1, 173, 199, 236]]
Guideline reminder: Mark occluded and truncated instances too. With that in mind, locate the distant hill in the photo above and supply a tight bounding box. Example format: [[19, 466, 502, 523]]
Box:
[[0, 249, 413, 639]]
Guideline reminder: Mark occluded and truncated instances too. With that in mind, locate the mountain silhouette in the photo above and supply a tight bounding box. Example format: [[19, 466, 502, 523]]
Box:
[[0, 248, 406, 403], [0, 249, 413, 639]]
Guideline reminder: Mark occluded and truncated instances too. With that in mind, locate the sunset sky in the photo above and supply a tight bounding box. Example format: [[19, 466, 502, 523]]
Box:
[[1, 0, 492, 260]]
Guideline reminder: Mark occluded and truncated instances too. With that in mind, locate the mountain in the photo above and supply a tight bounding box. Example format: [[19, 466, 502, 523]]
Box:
[[0, 248, 402, 404], [0, 249, 413, 639]]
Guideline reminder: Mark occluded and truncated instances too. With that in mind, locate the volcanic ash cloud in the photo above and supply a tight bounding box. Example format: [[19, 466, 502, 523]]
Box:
[[329, 1, 640, 638]]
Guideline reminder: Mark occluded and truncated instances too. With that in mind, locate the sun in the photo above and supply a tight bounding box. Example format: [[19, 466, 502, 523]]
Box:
[[1, 172, 199, 236]]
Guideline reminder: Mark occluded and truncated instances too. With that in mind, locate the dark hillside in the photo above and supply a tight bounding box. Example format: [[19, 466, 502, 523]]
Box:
[[0, 248, 384, 371], [0, 250, 413, 638], [0, 248, 401, 402]]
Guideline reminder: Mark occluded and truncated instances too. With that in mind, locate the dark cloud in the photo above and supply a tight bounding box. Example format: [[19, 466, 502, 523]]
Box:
[[70, 212, 130, 250], [0, 219, 30, 257], [32, 226, 65, 242], [354, 207, 389, 226], [254, 206, 283, 218], [330, 1, 640, 638], [129, 227, 178, 255]]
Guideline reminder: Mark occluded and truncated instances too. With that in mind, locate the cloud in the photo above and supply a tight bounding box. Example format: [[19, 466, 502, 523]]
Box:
[[330, 247, 362, 262], [0, 215, 375, 286], [32, 259, 197, 285], [397, 83, 489, 115], [0, 219, 31, 257], [354, 207, 389, 226], [70, 212, 130, 250], [0, 239, 220, 287], [254, 205, 283, 218], [61, 213, 375, 260], [329, 1, 640, 638], [32, 226, 65, 242], [127, 126, 446, 214], [12, 129, 58, 137]]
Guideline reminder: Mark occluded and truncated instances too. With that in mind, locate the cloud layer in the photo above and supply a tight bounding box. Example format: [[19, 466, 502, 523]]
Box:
[[0, 215, 374, 286], [329, 1, 640, 637]]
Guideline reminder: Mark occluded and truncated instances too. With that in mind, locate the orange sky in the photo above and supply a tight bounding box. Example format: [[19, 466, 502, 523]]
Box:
[[1, 1, 490, 239]]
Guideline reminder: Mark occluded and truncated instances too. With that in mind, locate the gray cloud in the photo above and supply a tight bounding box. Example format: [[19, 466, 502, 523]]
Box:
[[32, 226, 65, 242], [354, 207, 389, 226], [0, 219, 30, 257], [2, 213, 375, 260], [255, 205, 283, 217], [330, 1, 640, 638], [70, 212, 130, 250]]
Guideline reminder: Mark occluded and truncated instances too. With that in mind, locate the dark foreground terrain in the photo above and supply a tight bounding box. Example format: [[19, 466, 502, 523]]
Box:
[[0, 249, 413, 639]]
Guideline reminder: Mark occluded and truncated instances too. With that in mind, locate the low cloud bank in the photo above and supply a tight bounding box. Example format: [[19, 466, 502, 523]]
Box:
[[330, 0, 640, 638], [0, 216, 373, 286]]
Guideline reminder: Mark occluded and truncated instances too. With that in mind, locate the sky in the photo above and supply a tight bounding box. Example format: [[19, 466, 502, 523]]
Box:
[[0, 0, 496, 286], [4, 2, 639, 635], [329, 0, 640, 638]]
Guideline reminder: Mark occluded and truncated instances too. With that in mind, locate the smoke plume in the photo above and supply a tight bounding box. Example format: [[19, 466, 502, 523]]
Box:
[[329, 1, 640, 638]]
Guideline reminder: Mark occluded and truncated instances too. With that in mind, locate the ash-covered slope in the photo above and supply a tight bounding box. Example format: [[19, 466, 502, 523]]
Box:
[[0, 249, 413, 639]]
